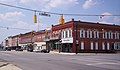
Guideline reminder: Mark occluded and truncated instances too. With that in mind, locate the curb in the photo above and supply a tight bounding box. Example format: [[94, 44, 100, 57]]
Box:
[[50, 51, 76, 55], [0, 63, 9, 68], [0, 62, 22, 70], [49, 51, 119, 56]]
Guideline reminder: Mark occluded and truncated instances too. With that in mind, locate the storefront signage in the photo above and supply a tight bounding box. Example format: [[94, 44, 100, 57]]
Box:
[[61, 38, 73, 43]]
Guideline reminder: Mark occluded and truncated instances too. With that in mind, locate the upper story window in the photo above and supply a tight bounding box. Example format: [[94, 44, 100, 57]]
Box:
[[117, 32, 120, 39], [97, 31, 99, 38], [103, 32, 105, 39], [87, 30, 90, 38], [108, 31, 113, 39], [65, 30, 68, 38], [62, 30, 65, 38], [90, 31, 92, 38], [94, 31, 97, 38], [103, 31, 108, 39], [61, 29, 72, 38], [68, 29, 72, 38], [114, 32, 119, 39], [111, 32, 113, 39], [105, 32, 108, 39], [93, 30, 99, 38], [103, 31, 115, 39], [80, 29, 85, 38]]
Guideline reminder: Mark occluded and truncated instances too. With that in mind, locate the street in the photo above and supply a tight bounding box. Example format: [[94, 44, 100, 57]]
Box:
[[0, 51, 120, 70]]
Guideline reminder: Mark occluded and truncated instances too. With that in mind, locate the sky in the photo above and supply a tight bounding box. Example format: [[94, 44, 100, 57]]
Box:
[[0, 0, 120, 43]]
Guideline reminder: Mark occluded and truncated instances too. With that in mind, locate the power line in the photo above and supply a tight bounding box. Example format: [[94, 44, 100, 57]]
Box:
[[0, 2, 36, 12], [0, 26, 31, 31], [0, 2, 120, 16]]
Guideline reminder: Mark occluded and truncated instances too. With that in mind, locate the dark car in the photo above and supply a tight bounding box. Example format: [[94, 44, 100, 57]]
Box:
[[6, 47, 11, 51], [15, 48, 23, 51], [41, 49, 50, 53], [27, 48, 33, 52]]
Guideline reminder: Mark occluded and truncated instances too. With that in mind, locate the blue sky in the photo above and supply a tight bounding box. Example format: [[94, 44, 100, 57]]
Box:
[[0, 0, 120, 43]]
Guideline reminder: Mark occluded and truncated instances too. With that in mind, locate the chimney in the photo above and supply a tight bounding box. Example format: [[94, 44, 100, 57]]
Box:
[[72, 18, 74, 21]]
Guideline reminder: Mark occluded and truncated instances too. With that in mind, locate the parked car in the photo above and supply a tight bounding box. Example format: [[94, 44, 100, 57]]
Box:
[[27, 48, 33, 52], [15, 48, 23, 51], [27, 44, 33, 52], [41, 49, 50, 53], [6, 47, 11, 51]]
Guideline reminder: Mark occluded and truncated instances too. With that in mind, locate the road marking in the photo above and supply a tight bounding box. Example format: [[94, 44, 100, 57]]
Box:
[[86, 62, 120, 65]]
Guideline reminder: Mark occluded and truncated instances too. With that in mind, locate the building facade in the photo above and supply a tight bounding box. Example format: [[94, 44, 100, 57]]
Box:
[[3, 19, 120, 53], [33, 30, 47, 52], [47, 19, 120, 53]]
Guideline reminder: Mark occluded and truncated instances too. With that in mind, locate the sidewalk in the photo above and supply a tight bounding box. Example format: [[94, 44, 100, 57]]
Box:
[[50, 51, 76, 55], [0, 62, 22, 70], [50, 51, 119, 56]]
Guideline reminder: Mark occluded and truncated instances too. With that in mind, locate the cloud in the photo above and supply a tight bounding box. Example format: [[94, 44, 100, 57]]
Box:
[[113, 17, 120, 25], [101, 12, 112, 16], [99, 12, 120, 25], [44, 0, 78, 11], [100, 12, 112, 19], [0, 11, 24, 22], [11, 21, 36, 31], [113, 17, 120, 22], [0, 0, 18, 4], [48, 0, 78, 8], [19, 0, 79, 11], [19, 0, 38, 4], [98, 12, 112, 23], [83, 0, 97, 9]]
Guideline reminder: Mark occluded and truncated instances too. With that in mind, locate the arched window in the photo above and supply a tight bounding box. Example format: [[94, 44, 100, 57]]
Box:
[[80, 29, 85, 38], [90, 31, 93, 38]]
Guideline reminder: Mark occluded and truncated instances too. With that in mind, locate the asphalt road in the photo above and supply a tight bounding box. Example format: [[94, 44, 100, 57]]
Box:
[[0, 51, 120, 70]]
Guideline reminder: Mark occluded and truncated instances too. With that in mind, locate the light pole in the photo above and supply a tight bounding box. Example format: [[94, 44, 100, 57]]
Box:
[[75, 23, 78, 54], [17, 36, 18, 47]]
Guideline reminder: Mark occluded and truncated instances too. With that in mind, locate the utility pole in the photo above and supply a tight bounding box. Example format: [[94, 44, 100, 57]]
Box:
[[17, 35, 19, 47], [75, 22, 78, 54]]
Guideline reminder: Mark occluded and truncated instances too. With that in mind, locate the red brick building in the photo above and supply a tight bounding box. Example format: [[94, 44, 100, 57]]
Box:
[[4, 19, 120, 53], [33, 30, 47, 51], [46, 19, 120, 53]]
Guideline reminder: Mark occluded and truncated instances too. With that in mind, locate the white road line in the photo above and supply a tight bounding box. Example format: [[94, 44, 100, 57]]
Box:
[[86, 62, 120, 65]]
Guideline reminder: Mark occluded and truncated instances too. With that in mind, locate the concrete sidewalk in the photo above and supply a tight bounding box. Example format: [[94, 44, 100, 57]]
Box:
[[50, 51, 76, 55], [50, 51, 119, 55], [0, 62, 22, 70]]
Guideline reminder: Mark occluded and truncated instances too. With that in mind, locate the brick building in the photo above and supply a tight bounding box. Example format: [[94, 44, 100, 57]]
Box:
[[3, 19, 120, 53], [19, 31, 35, 49], [46, 19, 120, 53], [33, 30, 47, 51]]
